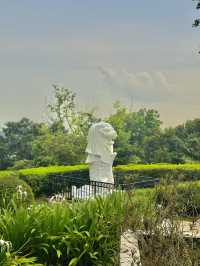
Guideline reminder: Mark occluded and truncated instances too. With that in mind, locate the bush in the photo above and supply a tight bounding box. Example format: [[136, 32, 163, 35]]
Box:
[[0, 182, 199, 265], [176, 182, 200, 216], [114, 163, 200, 184], [10, 160, 34, 170], [0, 192, 126, 265], [0, 175, 34, 207], [18, 165, 89, 197], [154, 181, 200, 217], [0, 170, 15, 178], [126, 184, 200, 265], [1, 163, 200, 198], [17, 163, 200, 197]]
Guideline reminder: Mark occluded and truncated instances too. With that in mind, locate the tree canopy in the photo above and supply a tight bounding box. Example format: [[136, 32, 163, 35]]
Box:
[[1, 85, 200, 170]]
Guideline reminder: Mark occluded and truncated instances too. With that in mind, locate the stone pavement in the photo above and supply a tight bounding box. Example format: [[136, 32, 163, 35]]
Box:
[[120, 220, 200, 266], [120, 230, 141, 266]]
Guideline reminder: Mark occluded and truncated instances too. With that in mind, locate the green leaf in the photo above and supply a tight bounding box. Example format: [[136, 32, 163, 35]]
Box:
[[69, 257, 79, 266], [56, 249, 62, 259]]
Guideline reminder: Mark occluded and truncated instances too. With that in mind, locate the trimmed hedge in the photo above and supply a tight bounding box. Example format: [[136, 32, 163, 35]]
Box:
[[0, 170, 15, 178], [18, 165, 89, 197], [1, 163, 200, 197], [114, 163, 200, 184], [0, 174, 34, 207]]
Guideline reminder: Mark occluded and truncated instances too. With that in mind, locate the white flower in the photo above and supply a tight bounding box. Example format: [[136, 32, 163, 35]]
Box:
[[0, 239, 4, 246], [0, 239, 12, 251], [49, 193, 66, 203], [23, 191, 27, 198], [16, 185, 28, 200], [16, 185, 22, 192]]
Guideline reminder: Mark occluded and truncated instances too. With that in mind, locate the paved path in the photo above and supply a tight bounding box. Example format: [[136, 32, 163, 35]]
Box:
[[179, 219, 200, 238], [120, 230, 141, 266]]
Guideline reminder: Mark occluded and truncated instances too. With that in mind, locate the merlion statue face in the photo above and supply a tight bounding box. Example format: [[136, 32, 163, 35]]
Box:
[[95, 122, 117, 142], [86, 122, 117, 164]]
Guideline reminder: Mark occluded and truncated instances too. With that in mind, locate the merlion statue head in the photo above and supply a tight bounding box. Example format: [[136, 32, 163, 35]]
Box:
[[86, 121, 117, 164]]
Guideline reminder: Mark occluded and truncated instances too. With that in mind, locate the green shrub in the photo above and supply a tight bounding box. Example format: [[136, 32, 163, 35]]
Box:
[[0, 175, 34, 207], [10, 160, 34, 170], [176, 182, 200, 216], [0, 170, 15, 178], [18, 165, 89, 197], [126, 184, 200, 265], [154, 181, 200, 217], [0, 192, 126, 265], [114, 163, 200, 183], [0, 183, 199, 265], [1, 163, 200, 197]]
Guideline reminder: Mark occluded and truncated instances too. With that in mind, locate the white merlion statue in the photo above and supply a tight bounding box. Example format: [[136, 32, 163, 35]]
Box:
[[85, 121, 117, 184]]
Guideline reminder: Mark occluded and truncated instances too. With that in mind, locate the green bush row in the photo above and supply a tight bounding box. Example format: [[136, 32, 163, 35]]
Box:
[[114, 163, 200, 183], [0, 165, 88, 178], [18, 165, 89, 197], [0, 166, 89, 197], [1, 163, 200, 197]]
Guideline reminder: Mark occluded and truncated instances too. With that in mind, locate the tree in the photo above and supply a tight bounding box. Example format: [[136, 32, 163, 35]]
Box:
[[31, 125, 87, 166], [193, 0, 200, 27], [193, 0, 200, 53], [108, 103, 162, 164], [108, 103, 133, 165], [2, 118, 42, 163], [48, 85, 98, 135], [48, 85, 76, 132], [30, 85, 100, 166], [0, 134, 12, 169], [2, 85, 200, 169], [175, 119, 200, 161]]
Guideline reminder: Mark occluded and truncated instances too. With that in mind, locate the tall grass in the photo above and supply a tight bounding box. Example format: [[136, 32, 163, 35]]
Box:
[[0, 192, 127, 265], [125, 182, 200, 265]]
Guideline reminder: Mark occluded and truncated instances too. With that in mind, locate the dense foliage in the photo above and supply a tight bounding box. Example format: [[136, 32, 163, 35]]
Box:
[[1, 163, 200, 197], [1, 86, 200, 170], [0, 182, 200, 265], [115, 163, 200, 183], [18, 165, 88, 197], [3, 165, 98, 197], [0, 192, 126, 266], [154, 181, 200, 216], [0, 175, 34, 207]]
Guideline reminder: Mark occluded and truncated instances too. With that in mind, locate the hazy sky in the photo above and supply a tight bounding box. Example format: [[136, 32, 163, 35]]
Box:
[[0, 0, 200, 126]]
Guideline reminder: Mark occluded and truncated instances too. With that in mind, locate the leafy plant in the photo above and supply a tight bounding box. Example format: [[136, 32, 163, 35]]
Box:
[[0, 175, 34, 207], [0, 192, 126, 265]]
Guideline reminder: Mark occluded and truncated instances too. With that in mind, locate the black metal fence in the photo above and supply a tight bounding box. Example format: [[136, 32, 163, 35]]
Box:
[[48, 175, 160, 200]]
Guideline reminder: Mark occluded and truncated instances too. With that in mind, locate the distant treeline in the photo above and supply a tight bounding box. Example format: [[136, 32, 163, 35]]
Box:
[[0, 85, 200, 170]]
